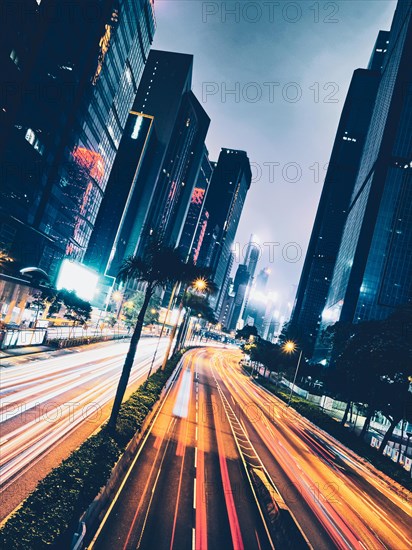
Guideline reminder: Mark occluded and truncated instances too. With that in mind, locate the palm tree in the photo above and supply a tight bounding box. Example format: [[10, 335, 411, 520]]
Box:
[[107, 235, 205, 430]]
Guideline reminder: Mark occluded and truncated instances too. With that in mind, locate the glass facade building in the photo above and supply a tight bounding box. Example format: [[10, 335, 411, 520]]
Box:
[[290, 65, 381, 356], [227, 264, 250, 331], [179, 147, 214, 263], [316, 0, 412, 359], [198, 149, 252, 316], [142, 91, 210, 250], [0, 0, 155, 281]]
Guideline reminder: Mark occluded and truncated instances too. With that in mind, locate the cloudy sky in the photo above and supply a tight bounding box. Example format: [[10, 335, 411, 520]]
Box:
[[153, 0, 396, 306]]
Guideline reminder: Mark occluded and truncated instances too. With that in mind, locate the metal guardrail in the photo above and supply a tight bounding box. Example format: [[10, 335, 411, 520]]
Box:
[[0, 328, 47, 349]]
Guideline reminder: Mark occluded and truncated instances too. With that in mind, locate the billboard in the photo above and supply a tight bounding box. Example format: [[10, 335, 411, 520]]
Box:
[[56, 260, 99, 302]]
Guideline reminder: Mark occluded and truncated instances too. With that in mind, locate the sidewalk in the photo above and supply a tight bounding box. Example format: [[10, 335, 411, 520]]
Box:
[[0, 345, 54, 358]]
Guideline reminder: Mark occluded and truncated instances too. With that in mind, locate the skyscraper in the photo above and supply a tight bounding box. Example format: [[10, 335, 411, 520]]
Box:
[[179, 147, 214, 262], [227, 264, 250, 331], [244, 237, 260, 280], [315, 0, 412, 360], [0, 0, 156, 281], [242, 268, 271, 334], [290, 38, 384, 356], [198, 149, 252, 316], [85, 50, 210, 280]]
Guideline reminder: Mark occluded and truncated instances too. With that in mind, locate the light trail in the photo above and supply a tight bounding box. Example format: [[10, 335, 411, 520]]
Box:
[[0, 339, 168, 490], [212, 350, 412, 550]]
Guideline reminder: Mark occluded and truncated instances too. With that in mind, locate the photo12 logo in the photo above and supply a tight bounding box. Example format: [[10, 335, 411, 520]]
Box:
[[233, 240, 303, 264], [202, 2, 340, 24], [202, 81, 340, 104]]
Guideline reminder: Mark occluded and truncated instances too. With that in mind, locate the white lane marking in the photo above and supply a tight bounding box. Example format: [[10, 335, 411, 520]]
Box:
[[192, 527, 196, 550], [195, 426, 198, 441], [193, 477, 197, 509], [196, 411, 198, 423], [194, 446, 198, 468]]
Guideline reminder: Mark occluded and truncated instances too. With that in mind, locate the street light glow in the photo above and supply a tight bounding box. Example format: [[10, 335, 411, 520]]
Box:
[[193, 278, 207, 291], [283, 340, 296, 353], [112, 291, 123, 302]]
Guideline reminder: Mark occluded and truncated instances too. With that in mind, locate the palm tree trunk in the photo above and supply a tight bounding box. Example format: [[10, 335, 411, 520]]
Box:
[[341, 400, 351, 425], [379, 416, 401, 455], [359, 407, 374, 439], [108, 286, 153, 431]]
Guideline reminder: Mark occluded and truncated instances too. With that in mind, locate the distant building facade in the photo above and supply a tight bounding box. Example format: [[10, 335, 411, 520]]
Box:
[[198, 149, 252, 316]]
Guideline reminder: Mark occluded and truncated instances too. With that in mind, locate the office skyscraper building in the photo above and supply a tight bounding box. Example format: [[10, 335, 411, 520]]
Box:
[[198, 149, 252, 316], [290, 39, 384, 356], [227, 264, 250, 331], [315, 1, 412, 360], [0, 0, 156, 281], [242, 267, 271, 334], [85, 50, 210, 281], [244, 237, 260, 280], [179, 147, 214, 262]]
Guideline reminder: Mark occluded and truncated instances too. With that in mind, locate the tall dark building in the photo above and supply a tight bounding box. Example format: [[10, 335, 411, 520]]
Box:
[[198, 149, 252, 315], [315, 1, 412, 361], [241, 239, 262, 322], [227, 264, 250, 331], [85, 50, 210, 280], [243, 267, 271, 334], [143, 92, 210, 251], [179, 147, 213, 262], [290, 42, 383, 356], [0, 0, 155, 281], [84, 111, 157, 278], [244, 237, 260, 280]]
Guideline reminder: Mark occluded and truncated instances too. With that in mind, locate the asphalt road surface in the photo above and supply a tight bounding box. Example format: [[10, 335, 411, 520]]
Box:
[[89, 348, 411, 550], [90, 348, 274, 550]]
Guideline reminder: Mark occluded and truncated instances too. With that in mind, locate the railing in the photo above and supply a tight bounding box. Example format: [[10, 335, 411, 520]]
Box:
[[0, 328, 47, 350]]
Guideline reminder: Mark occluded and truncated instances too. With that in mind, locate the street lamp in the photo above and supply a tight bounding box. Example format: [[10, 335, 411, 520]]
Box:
[[161, 277, 210, 370], [283, 340, 303, 407]]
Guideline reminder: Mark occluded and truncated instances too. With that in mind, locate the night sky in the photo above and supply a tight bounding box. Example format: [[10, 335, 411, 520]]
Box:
[[153, 0, 396, 307]]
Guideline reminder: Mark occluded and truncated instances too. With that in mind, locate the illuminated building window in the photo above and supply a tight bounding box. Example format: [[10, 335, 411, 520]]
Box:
[[25, 128, 36, 145], [10, 49, 19, 66], [131, 115, 143, 139]]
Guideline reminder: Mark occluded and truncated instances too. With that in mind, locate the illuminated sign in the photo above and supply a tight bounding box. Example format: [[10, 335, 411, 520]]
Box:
[[131, 115, 143, 139], [72, 146, 105, 182], [92, 8, 119, 87], [191, 187, 205, 205], [56, 260, 99, 301]]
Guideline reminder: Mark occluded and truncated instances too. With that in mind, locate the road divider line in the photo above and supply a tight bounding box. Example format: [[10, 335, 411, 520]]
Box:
[[211, 393, 244, 550]]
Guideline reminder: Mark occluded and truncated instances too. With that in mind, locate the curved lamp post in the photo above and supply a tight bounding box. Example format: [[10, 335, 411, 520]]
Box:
[[283, 340, 303, 407]]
